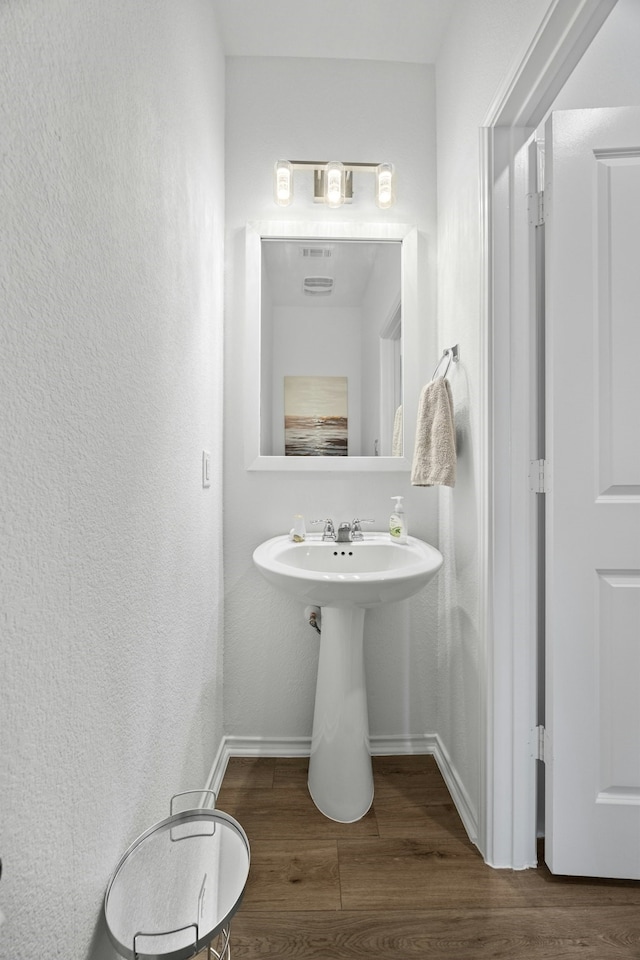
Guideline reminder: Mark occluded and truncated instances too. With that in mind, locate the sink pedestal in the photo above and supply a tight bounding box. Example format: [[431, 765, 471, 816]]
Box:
[[308, 606, 373, 822], [253, 533, 444, 823]]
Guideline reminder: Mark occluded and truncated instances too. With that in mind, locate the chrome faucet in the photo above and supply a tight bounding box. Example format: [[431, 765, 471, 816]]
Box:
[[350, 518, 374, 541], [312, 517, 374, 542], [335, 519, 375, 542], [311, 518, 336, 541], [336, 522, 352, 543]]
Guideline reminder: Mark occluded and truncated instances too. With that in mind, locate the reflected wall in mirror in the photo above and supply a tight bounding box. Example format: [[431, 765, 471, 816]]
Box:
[[261, 238, 402, 458], [245, 222, 418, 472]]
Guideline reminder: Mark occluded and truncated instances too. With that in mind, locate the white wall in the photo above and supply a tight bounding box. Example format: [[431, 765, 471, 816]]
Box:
[[0, 3, 225, 957], [361, 243, 402, 457], [268, 304, 363, 456], [435, 0, 552, 837], [223, 57, 439, 744], [553, 0, 640, 110]]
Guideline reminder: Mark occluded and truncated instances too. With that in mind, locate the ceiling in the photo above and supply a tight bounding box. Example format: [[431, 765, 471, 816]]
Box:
[[211, 0, 457, 64], [262, 239, 401, 308]]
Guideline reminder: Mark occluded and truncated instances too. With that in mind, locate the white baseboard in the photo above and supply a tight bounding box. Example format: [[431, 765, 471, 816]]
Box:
[[203, 736, 230, 798], [430, 735, 478, 845], [207, 732, 478, 845]]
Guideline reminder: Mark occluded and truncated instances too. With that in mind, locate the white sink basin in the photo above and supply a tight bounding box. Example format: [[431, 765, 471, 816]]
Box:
[[252, 531, 443, 823], [253, 533, 443, 608]]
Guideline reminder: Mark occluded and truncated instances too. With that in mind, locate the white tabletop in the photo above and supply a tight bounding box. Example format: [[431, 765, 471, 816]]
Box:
[[104, 809, 250, 960]]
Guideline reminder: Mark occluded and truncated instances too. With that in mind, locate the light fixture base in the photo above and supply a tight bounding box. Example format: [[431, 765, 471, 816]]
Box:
[[313, 169, 353, 203]]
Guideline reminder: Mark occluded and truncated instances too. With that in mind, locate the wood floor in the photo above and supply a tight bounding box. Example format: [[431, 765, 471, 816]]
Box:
[[208, 756, 640, 959]]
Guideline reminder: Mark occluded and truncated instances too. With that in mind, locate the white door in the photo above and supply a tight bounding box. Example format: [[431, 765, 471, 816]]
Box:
[[545, 107, 640, 879]]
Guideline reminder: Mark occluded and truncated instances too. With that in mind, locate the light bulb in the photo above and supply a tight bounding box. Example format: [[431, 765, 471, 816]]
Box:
[[325, 162, 345, 208], [274, 160, 293, 206], [376, 162, 395, 209]]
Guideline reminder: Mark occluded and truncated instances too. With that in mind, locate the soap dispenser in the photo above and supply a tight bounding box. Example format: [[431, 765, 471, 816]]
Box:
[[389, 495, 408, 543]]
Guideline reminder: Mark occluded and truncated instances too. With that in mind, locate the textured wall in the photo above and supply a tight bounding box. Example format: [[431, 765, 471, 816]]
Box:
[[223, 57, 440, 743], [0, 2, 225, 957], [434, 0, 551, 833], [553, 0, 640, 110]]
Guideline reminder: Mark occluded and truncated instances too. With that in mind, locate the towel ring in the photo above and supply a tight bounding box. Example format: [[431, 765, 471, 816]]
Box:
[[432, 344, 460, 380]]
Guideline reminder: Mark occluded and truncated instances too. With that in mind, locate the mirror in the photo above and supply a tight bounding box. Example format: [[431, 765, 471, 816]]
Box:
[[245, 222, 418, 471], [261, 238, 401, 457]]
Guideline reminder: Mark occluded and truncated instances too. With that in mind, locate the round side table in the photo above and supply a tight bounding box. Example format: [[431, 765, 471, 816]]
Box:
[[104, 805, 250, 960]]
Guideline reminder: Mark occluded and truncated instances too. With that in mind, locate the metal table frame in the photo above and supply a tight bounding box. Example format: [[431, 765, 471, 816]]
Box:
[[104, 794, 250, 960]]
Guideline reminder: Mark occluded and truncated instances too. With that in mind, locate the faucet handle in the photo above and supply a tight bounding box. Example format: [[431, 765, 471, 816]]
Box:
[[350, 518, 374, 541], [310, 518, 336, 541]]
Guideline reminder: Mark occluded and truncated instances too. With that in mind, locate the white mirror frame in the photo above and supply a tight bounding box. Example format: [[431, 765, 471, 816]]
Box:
[[244, 221, 418, 471]]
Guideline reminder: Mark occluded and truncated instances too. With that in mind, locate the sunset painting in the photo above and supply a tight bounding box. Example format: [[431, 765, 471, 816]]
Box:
[[284, 376, 348, 456]]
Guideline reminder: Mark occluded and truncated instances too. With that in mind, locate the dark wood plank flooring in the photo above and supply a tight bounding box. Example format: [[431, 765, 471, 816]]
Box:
[[206, 756, 640, 959]]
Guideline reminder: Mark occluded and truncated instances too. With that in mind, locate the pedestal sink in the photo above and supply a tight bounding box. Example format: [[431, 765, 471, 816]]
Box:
[[253, 533, 443, 822]]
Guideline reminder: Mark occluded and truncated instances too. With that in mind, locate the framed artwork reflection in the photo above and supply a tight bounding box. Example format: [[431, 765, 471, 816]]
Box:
[[284, 376, 348, 456]]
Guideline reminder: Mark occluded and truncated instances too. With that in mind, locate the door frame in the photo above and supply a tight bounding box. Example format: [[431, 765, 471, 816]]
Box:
[[480, 0, 617, 868]]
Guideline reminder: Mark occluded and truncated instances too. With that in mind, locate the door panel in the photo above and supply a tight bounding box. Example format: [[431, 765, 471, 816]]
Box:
[[596, 155, 640, 498], [597, 571, 640, 803], [545, 107, 640, 879]]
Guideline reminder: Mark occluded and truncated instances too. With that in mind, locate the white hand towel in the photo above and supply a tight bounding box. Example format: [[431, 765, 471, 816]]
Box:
[[392, 404, 403, 457], [411, 377, 456, 487]]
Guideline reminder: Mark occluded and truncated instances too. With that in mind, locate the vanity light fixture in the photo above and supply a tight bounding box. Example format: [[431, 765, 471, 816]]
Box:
[[324, 161, 346, 208], [273, 160, 396, 209], [375, 162, 396, 209], [274, 159, 294, 206]]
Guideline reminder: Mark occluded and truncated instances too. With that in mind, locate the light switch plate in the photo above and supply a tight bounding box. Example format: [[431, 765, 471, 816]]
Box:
[[202, 450, 211, 488]]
